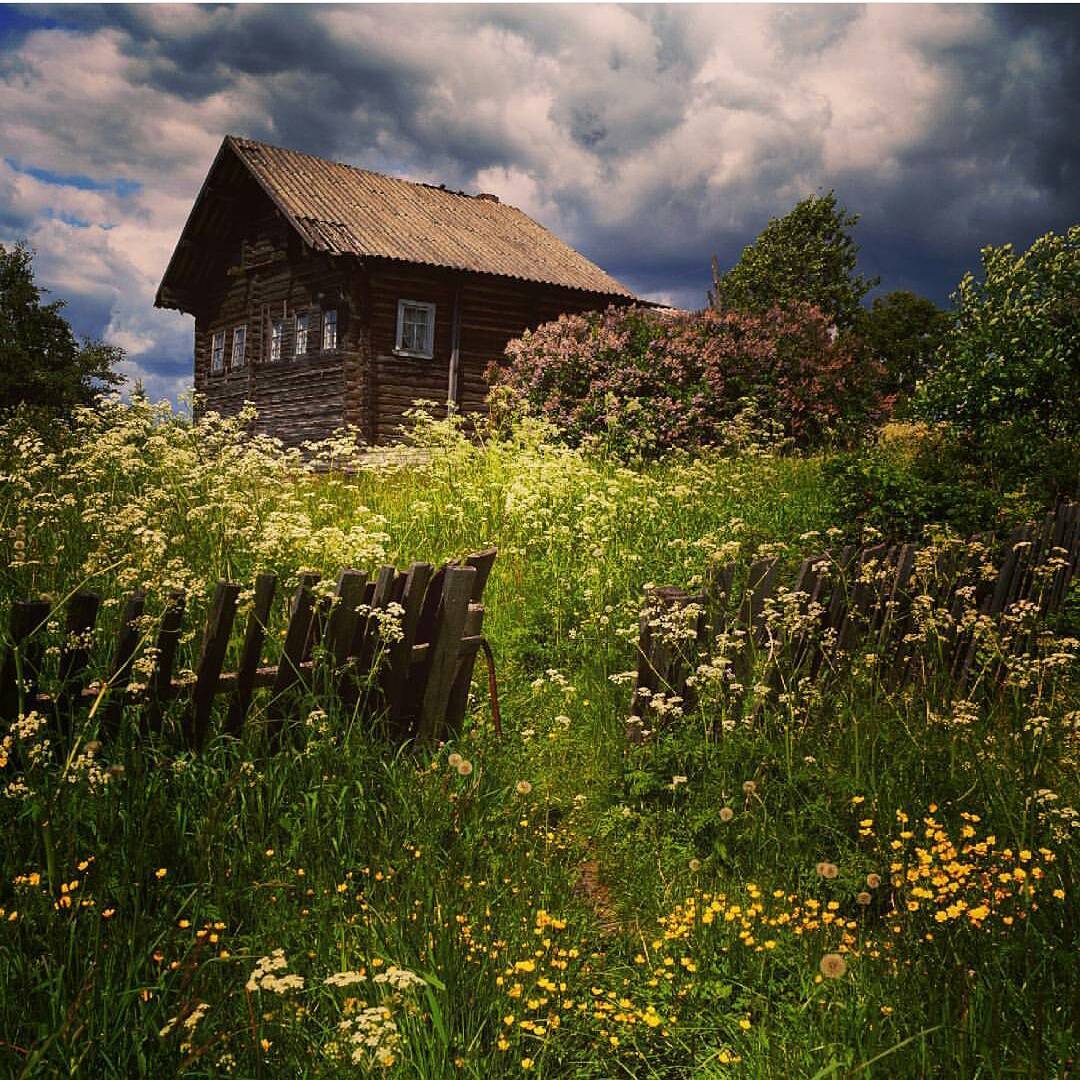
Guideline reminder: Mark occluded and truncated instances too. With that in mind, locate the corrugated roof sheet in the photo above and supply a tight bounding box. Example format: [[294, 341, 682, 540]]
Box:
[[227, 136, 635, 297]]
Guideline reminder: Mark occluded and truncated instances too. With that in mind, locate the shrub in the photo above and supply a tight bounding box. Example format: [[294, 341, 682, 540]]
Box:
[[916, 225, 1080, 498], [491, 303, 885, 458], [823, 422, 1033, 540]]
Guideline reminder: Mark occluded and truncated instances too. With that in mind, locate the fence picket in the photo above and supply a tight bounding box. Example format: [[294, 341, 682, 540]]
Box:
[[57, 591, 101, 722], [417, 566, 477, 741], [188, 581, 241, 748], [226, 573, 277, 736]]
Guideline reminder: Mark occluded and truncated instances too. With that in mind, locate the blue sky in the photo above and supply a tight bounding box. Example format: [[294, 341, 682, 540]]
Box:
[[2, 3, 1078, 401]]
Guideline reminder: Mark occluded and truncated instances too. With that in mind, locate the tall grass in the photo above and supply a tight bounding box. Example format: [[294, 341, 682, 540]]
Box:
[[0, 400, 1074, 1078]]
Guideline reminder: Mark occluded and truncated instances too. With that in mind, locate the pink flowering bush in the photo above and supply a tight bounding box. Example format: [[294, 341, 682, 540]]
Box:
[[490, 303, 886, 457]]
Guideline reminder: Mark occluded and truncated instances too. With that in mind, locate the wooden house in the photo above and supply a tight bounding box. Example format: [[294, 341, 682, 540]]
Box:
[[155, 136, 639, 444]]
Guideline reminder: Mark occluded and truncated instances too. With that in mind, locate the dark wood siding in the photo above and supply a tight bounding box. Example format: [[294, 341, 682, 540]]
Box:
[[194, 220, 363, 446], [359, 259, 630, 443]]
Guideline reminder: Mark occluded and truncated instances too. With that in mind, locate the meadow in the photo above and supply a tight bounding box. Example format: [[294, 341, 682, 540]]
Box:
[[0, 398, 1075, 1078]]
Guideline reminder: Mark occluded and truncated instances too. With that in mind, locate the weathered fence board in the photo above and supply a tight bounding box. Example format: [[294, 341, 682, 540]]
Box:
[[1, 549, 497, 750], [629, 504, 1080, 738]]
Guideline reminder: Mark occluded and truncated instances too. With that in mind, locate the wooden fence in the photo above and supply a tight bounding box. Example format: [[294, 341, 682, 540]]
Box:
[[0, 548, 498, 748], [630, 503, 1080, 736]]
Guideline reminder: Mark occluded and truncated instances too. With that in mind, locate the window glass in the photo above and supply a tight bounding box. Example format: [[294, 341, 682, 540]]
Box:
[[323, 309, 337, 351], [232, 325, 246, 369], [295, 312, 308, 355], [270, 319, 284, 362], [211, 331, 225, 373], [395, 300, 435, 357]]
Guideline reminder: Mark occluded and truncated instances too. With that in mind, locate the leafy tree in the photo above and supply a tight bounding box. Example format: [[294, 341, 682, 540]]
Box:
[[710, 191, 878, 331], [917, 227, 1080, 444], [0, 242, 122, 414], [857, 290, 949, 403]]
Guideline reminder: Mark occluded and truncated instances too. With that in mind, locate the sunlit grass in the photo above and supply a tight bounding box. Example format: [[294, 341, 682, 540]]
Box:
[[0, 401, 1074, 1077]]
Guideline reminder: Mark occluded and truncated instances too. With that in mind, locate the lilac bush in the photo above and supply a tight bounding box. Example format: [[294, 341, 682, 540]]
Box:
[[490, 304, 886, 457]]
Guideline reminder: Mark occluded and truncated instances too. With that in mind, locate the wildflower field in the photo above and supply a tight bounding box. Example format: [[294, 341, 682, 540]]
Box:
[[0, 400, 1075, 1078]]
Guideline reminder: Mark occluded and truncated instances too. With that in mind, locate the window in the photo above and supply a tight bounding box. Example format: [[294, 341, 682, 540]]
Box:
[[395, 300, 435, 358], [270, 319, 284, 362], [295, 312, 309, 356], [232, 325, 246, 369], [322, 308, 338, 351], [211, 331, 225, 373]]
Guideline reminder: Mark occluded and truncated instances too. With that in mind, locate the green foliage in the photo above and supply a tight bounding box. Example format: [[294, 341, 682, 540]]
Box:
[[856, 290, 950, 407], [710, 191, 878, 330], [917, 225, 1080, 451], [0, 242, 122, 416], [823, 425, 1009, 540]]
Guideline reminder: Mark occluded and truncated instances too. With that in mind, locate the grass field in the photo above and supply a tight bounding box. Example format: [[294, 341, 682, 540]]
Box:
[[0, 400, 1075, 1078]]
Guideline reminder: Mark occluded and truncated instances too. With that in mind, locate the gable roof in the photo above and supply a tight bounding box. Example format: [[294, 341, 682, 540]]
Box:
[[156, 136, 635, 310]]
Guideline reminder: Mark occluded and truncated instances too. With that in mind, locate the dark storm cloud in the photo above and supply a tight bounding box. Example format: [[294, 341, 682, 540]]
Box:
[[1, 4, 1078, 395]]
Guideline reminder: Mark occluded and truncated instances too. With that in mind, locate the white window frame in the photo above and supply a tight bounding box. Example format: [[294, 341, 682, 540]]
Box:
[[270, 318, 284, 363], [295, 312, 309, 356], [231, 324, 247, 369], [210, 330, 225, 373], [322, 308, 338, 352], [394, 299, 436, 359]]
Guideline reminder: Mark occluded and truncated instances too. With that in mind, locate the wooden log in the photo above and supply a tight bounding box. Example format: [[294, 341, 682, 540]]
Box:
[[146, 590, 186, 731], [102, 591, 146, 737], [56, 591, 101, 723], [187, 581, 241, 748], [416, 565, 476, 741], [226, 573, 276, 736], [267, 573, 319, 745], [0, 600, 51, 722]]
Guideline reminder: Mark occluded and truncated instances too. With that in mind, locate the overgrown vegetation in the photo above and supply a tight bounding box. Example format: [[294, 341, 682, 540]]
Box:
[[0, 402, 1075, 1078]]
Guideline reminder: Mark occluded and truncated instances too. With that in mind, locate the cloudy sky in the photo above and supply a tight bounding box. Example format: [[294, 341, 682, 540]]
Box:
[[1, 3, 1078, 401]]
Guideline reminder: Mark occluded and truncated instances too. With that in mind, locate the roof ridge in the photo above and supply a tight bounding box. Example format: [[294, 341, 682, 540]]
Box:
[[226, 134, 494, 205]]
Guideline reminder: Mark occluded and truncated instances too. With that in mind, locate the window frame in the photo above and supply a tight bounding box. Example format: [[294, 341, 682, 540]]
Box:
[[270, 318, 285, 363], [295, 312, 309, 357], [231, 324, 247, 370], [210, 330, 225, 374], [322, 308, 338, 352], [394, 299, 436, 359]]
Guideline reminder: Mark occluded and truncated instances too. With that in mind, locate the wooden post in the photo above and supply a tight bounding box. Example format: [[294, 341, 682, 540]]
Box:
[[226, 572, 276, 736], [102, 591, 146, 737], [267, 573, 319, 746], [416, 566, 476, 741], [146, 590, 186, 731], [0, 600, 51, 721], [56, 591, 101, 726], [386, 562, 433, 733], [447, 282, 462, 410], [188, 581, 241, 748]]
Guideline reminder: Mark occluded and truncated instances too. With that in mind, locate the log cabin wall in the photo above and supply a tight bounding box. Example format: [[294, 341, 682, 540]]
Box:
[[194, 216, 364, 446], [359, 258, 631, 443]]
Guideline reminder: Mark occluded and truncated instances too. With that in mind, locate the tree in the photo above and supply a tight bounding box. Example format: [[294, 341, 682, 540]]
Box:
[[917, 226, 1080, 443], [857, 290, 949, 404], [710, 191, 878, 331], [0, 242, 122, 414]]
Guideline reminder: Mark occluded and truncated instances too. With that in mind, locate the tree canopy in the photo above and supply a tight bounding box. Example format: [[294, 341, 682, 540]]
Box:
[[857, 290, 950, 404], [916, 226, 1080, 443], [710, 191, 878, 331], [0, 242, 122, 415]]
